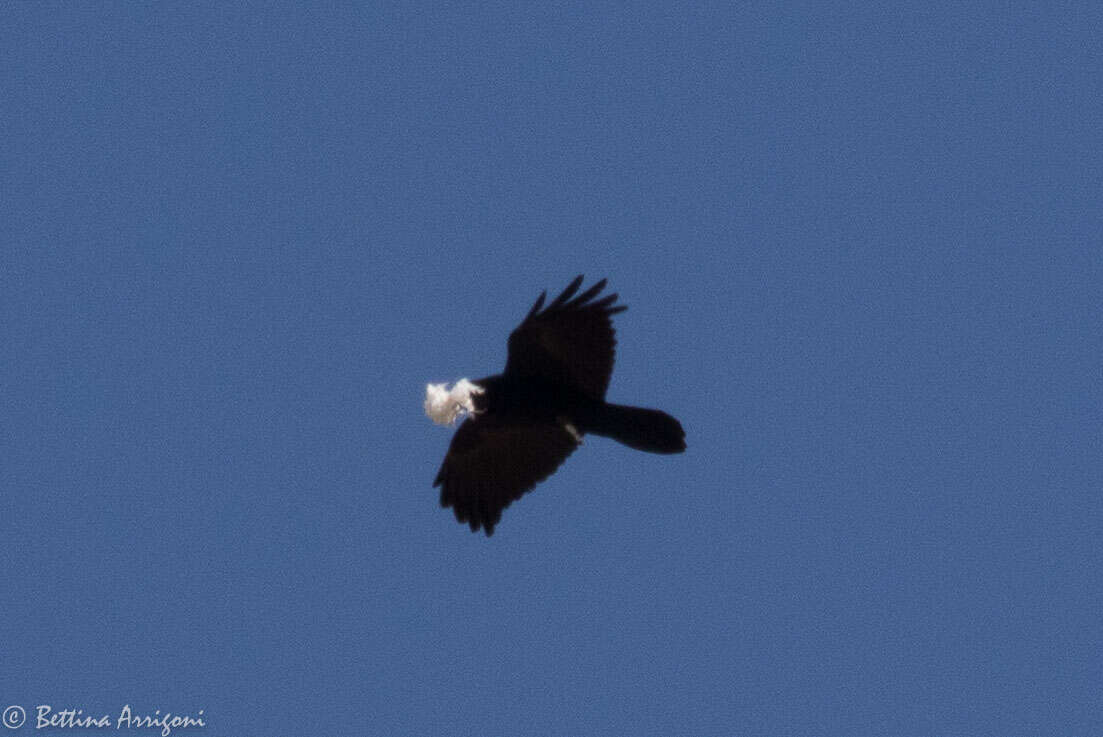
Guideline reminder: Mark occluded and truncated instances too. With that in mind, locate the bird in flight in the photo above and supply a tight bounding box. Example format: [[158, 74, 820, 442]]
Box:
[[424, 275, 686, 535]]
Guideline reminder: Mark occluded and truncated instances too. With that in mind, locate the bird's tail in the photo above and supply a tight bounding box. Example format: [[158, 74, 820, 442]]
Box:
[[582, 403, 686, 454]]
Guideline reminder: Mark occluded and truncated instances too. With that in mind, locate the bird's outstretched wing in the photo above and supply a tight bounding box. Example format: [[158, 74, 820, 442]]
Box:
[[504, 275, 626, 401], [434, 415, 580, 535]]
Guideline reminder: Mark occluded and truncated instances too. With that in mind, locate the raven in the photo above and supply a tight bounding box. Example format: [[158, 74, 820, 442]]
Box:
[[425, 275, 685, 535]]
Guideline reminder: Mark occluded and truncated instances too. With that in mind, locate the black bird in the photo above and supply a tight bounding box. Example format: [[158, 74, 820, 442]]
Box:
[[425, 275, 686, 535]]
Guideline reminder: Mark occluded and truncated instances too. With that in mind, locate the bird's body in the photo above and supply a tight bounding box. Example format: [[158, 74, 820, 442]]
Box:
[[466, 373, 592, 432], [428, 276, 685, 535]]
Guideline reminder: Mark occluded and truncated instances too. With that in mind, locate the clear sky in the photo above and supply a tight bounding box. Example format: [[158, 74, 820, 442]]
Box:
[[2, 3, 1101, 736]]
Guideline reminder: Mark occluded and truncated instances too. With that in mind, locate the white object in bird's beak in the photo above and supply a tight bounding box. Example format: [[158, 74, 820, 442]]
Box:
[[424, 379, 485, 426]]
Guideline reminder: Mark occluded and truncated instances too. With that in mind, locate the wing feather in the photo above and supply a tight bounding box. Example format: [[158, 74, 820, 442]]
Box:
[[523, 291, 547, 322], [566, 278, 607, 307], [434, 416, 579, 535], [547, 274, 584, 309], [504, 276, 625, 400]]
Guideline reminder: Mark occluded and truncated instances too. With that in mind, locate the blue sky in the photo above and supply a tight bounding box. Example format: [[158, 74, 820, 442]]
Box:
[[2, 3, 1101, 735]]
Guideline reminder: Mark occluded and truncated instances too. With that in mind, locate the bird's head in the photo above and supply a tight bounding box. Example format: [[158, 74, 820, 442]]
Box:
[[424, 379, 485, 426]]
